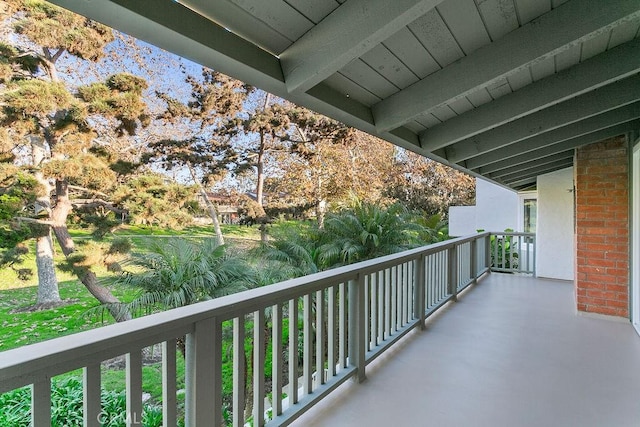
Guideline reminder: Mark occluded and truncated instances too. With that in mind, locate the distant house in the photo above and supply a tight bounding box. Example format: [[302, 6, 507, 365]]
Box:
[[196, 193, 240, 224], [196, 192, 273, 224]]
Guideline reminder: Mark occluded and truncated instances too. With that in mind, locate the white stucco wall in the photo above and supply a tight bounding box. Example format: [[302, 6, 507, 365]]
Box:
[[536, 167, 574, 280], [449, 178, 518, 237]]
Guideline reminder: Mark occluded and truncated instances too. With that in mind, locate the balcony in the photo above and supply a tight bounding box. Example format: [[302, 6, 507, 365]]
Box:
[[294, 273, 640, 427], [1, 232, 639, 426]]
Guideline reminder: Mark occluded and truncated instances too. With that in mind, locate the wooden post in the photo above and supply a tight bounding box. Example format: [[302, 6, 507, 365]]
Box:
[[448, 245, 458, 302], [413, 255, 426, 330], [471, 238, 478, 284], [84, 363, 101, 427], [162, 339, 178, 427], [348, 275, 366, 383], [126, 350, 143, 427], [185, 317, 220, 427]]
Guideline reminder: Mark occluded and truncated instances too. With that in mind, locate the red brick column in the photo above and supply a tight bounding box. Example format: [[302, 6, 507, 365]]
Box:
[[575, 136, 629, 318]]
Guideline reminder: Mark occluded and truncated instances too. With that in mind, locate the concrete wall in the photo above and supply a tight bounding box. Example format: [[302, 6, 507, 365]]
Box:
[[536, 167, 574, 280], [449, 178, 518, 236]]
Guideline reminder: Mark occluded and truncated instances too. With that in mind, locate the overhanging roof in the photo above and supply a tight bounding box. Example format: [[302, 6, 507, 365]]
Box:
[[49, 0, 640, 190]]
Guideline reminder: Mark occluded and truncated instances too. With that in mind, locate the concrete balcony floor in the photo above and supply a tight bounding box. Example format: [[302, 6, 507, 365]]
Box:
[[293, 274, 640, 427]]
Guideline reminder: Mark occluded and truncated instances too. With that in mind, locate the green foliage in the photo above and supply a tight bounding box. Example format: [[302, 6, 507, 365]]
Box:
[[107, 237, 132, 255], [113, 174, 196, 229], [106, 73, 148, 94], [10, 0, 114, 62], [318, 201, 424, 268], [118, 238, 255, 315], [415, 213, 449, 244], [2, 79, 76, 117], [252, 221, 321, 280], [78, 73, 150, 136], [42, 154, 117, 190], [0, 42, 40, 82], [491, 230, 519, 270], [0, 377, 163, 427], [0, 167, 38, 264], [256, 203, 445, 275]]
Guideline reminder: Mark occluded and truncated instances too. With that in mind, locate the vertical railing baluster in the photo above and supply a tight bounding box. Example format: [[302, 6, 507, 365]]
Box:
[[408, 262, 414, 319], [328, 285, 337, 378], [315, 290, 325, 387], [84, 363, 101, 427], [441, 251, 446, 301], [485, 235, 489, 269], [425, 256, 430, 310], [384, 268, 391, 339], [400, 263, 405, 327], [448, 245, 458, 302], [126, 350, 143, 427], [532, 234, 537, 276], [253, 310, 265, 426], [288, 298, 299, 405], [517, 236, 529, 271], [426, 255, 432, 309], [348, 275, 366, 383], [272, 304, 283, 418], [523, 236, 528, 273], [364, 275, 370, 351], [32, 378, 51, 427], [185, 317, 220, 427], [303, 294, 313, 395], [402, 262, 413, 325], [370, 273, 377, 349], [338, 283, 347, 371], [233, 317, 246, 427], [391, 266, 397, 333], [377, 271, 384, 344], [162, 339, 177, 427], [471, 238, 478, 285], [414, 255, 426, 329]]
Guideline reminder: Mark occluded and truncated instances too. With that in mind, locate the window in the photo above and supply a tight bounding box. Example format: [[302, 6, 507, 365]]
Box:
[[523, 198, 537, 233]]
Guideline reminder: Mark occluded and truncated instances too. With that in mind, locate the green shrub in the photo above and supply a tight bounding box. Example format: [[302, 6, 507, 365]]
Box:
[[0, 377, 165, 427]]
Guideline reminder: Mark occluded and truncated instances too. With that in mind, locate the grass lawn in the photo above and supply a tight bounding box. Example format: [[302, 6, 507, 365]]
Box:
[[0, 223, 268, 352], [0, 221, 301, 418]]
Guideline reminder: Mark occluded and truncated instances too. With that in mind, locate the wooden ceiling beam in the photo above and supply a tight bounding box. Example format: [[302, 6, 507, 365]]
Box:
[[372, 0, 640, 132], [419, 39, 640, 151]]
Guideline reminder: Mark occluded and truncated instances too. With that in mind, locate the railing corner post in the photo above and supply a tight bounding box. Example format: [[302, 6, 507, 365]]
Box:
[[185, 317, 221, 427], [348, 274, 366, 383], [485, 233, 492, 273]]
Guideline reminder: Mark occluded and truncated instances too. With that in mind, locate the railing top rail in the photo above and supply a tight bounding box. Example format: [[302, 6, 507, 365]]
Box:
[[0, 232, 490, 388], [489, 231, 536, 237]]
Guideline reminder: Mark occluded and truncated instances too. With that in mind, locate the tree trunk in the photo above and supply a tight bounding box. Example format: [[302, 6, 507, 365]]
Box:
[[51, 180, 132, 322], [316, 199, 327, 230], [188, 165, 224, 244], [256, 131, 266, 207], [256, 92, 270, 208], [30, 136, 61, 305], [35, 231, 60, 304]]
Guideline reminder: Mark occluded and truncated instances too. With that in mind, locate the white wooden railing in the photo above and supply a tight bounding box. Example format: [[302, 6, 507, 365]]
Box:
[[0, 233, 496, 427]]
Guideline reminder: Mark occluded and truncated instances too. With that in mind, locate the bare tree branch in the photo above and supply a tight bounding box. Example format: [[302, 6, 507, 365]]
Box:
[[71, 199, 126, 214], [15, 216, 54, 226], [67, 185, 110, 198]]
